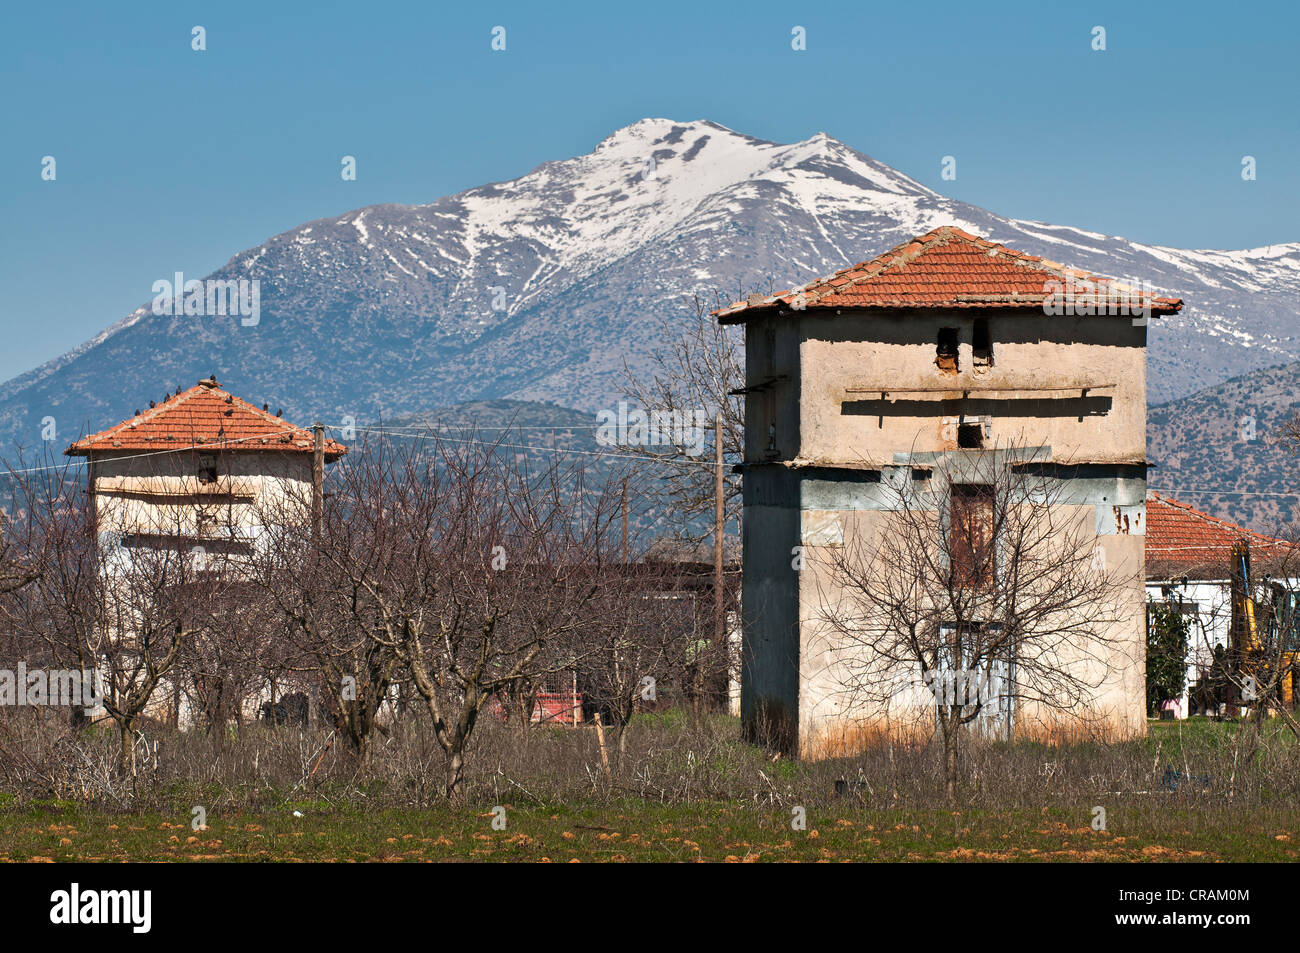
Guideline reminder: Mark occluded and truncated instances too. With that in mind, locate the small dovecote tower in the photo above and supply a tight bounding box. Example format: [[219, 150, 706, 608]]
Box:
[[65, 377, 347, 565]]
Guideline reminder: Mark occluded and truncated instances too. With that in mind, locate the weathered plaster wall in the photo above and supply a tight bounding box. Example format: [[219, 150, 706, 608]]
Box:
[[787, 475, 1145, 758], [91, 450, 313, 541], [796, 310, 1146, 466]]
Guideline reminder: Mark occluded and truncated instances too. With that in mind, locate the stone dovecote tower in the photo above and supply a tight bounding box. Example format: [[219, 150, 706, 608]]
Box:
[[714, 227, 1183, 757]]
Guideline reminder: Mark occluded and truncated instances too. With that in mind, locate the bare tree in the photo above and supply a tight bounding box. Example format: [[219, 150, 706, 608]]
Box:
[[178, 586, 281, 740], [9, 455, 229, 776], [813, 449, 1137, 803], [0, 477, 40, 597], [254, 466, 400, 769], [1277, 413, 1300, 458], [576, 551, 698, 757], [259, 430, 625, 799], [620, 293, 744, 541], [388, 435, 622, 800]]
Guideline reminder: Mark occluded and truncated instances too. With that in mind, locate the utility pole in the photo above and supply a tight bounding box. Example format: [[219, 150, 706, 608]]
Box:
[[312, 422, 324, 543], [714, 413, 725, 686], [621, 477, 629, 564]]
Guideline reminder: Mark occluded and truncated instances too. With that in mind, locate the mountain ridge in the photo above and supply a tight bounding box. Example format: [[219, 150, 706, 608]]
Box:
[[5, 118, 1299, 473]]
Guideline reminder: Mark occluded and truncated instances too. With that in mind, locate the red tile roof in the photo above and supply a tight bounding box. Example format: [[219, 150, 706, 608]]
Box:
[[1146, 492, 1292, 579], [65, 378, 347, 459], [713, 226, 1184, 321]]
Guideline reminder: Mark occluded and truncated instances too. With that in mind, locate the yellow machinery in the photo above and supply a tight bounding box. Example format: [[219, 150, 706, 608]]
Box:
[[1230, 539, 1296, 710]]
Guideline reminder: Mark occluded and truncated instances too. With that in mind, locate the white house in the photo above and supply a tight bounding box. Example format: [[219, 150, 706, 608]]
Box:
[[1145, 492, 1298, 718]]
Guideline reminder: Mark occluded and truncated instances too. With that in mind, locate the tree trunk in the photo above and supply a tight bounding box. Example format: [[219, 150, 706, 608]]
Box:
[[941, 715, 959, 806], [515, 689, 532, 734], [355, 729, 372, 773], [118, 721, 132, 776], [445, 748, 466, 803]]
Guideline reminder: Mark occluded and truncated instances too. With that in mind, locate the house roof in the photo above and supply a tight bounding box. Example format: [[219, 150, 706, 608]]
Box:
[[64, 377, 347, 460], [1145, 492, 1293, 580], [713, 226, 1184, 322], [642, 536, 742, 567]]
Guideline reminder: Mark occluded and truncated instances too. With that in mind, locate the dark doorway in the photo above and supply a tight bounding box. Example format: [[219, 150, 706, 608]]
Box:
[[950, 483, 995, 588]]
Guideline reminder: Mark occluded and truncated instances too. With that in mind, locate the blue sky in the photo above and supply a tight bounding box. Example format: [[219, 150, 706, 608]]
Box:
[[2, 0, 1297, 383]]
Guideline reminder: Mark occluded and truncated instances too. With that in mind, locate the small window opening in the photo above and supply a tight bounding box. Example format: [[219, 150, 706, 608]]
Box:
[[198, 454, 217, 485], [972, 318, 993, 367], [958, 423, 984, 449], [936, 327, 959, 372]]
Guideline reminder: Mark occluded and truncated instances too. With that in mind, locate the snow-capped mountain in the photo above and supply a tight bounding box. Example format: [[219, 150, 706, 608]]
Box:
[[4, 118, 1299, 452]]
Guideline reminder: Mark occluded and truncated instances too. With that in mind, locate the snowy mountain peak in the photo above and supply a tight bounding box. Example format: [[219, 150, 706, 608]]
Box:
[[2, 118, 1298, 453]]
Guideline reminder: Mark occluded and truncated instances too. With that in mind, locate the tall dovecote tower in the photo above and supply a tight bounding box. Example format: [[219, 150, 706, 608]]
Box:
[[714, 227, 1183, 757]]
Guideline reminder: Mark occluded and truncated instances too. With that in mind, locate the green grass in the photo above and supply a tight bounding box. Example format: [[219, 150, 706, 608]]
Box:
[[1, 799, 1296, 862], [1146, 716, 1299, 759]]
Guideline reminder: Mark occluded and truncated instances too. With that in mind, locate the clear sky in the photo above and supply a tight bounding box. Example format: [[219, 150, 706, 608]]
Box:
[[2, 0, 1297, 383]]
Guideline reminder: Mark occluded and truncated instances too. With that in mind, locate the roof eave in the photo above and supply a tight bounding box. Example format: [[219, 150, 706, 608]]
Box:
[[716, 301, 1182, 323], [66, 443, 349, 459]]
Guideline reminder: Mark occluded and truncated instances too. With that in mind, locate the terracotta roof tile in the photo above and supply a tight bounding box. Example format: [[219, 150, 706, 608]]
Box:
[[1146, 492, 1292, 579], [713, 226, 1184, 321], [64, 378, 347, 459]]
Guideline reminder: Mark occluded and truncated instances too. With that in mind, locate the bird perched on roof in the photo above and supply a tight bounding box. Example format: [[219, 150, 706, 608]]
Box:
[[149, 400, 155, 408]]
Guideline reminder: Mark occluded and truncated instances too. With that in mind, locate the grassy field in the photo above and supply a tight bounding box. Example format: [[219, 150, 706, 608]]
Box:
[[2, 714, 1297, 861], [2, 799, 1297, 862]]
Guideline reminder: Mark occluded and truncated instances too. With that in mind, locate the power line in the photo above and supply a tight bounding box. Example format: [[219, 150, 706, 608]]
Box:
[[1155, 484, 1300, 499], [0, 418, 723, 478], [0, 425, 324, 477], [370, 423, 602, 432], [346, 425, 718, 469]]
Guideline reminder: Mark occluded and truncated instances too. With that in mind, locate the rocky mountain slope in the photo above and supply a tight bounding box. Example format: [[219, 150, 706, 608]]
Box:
[[4, 118, 1299, 508], [1148, 360, 1300, 532]]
